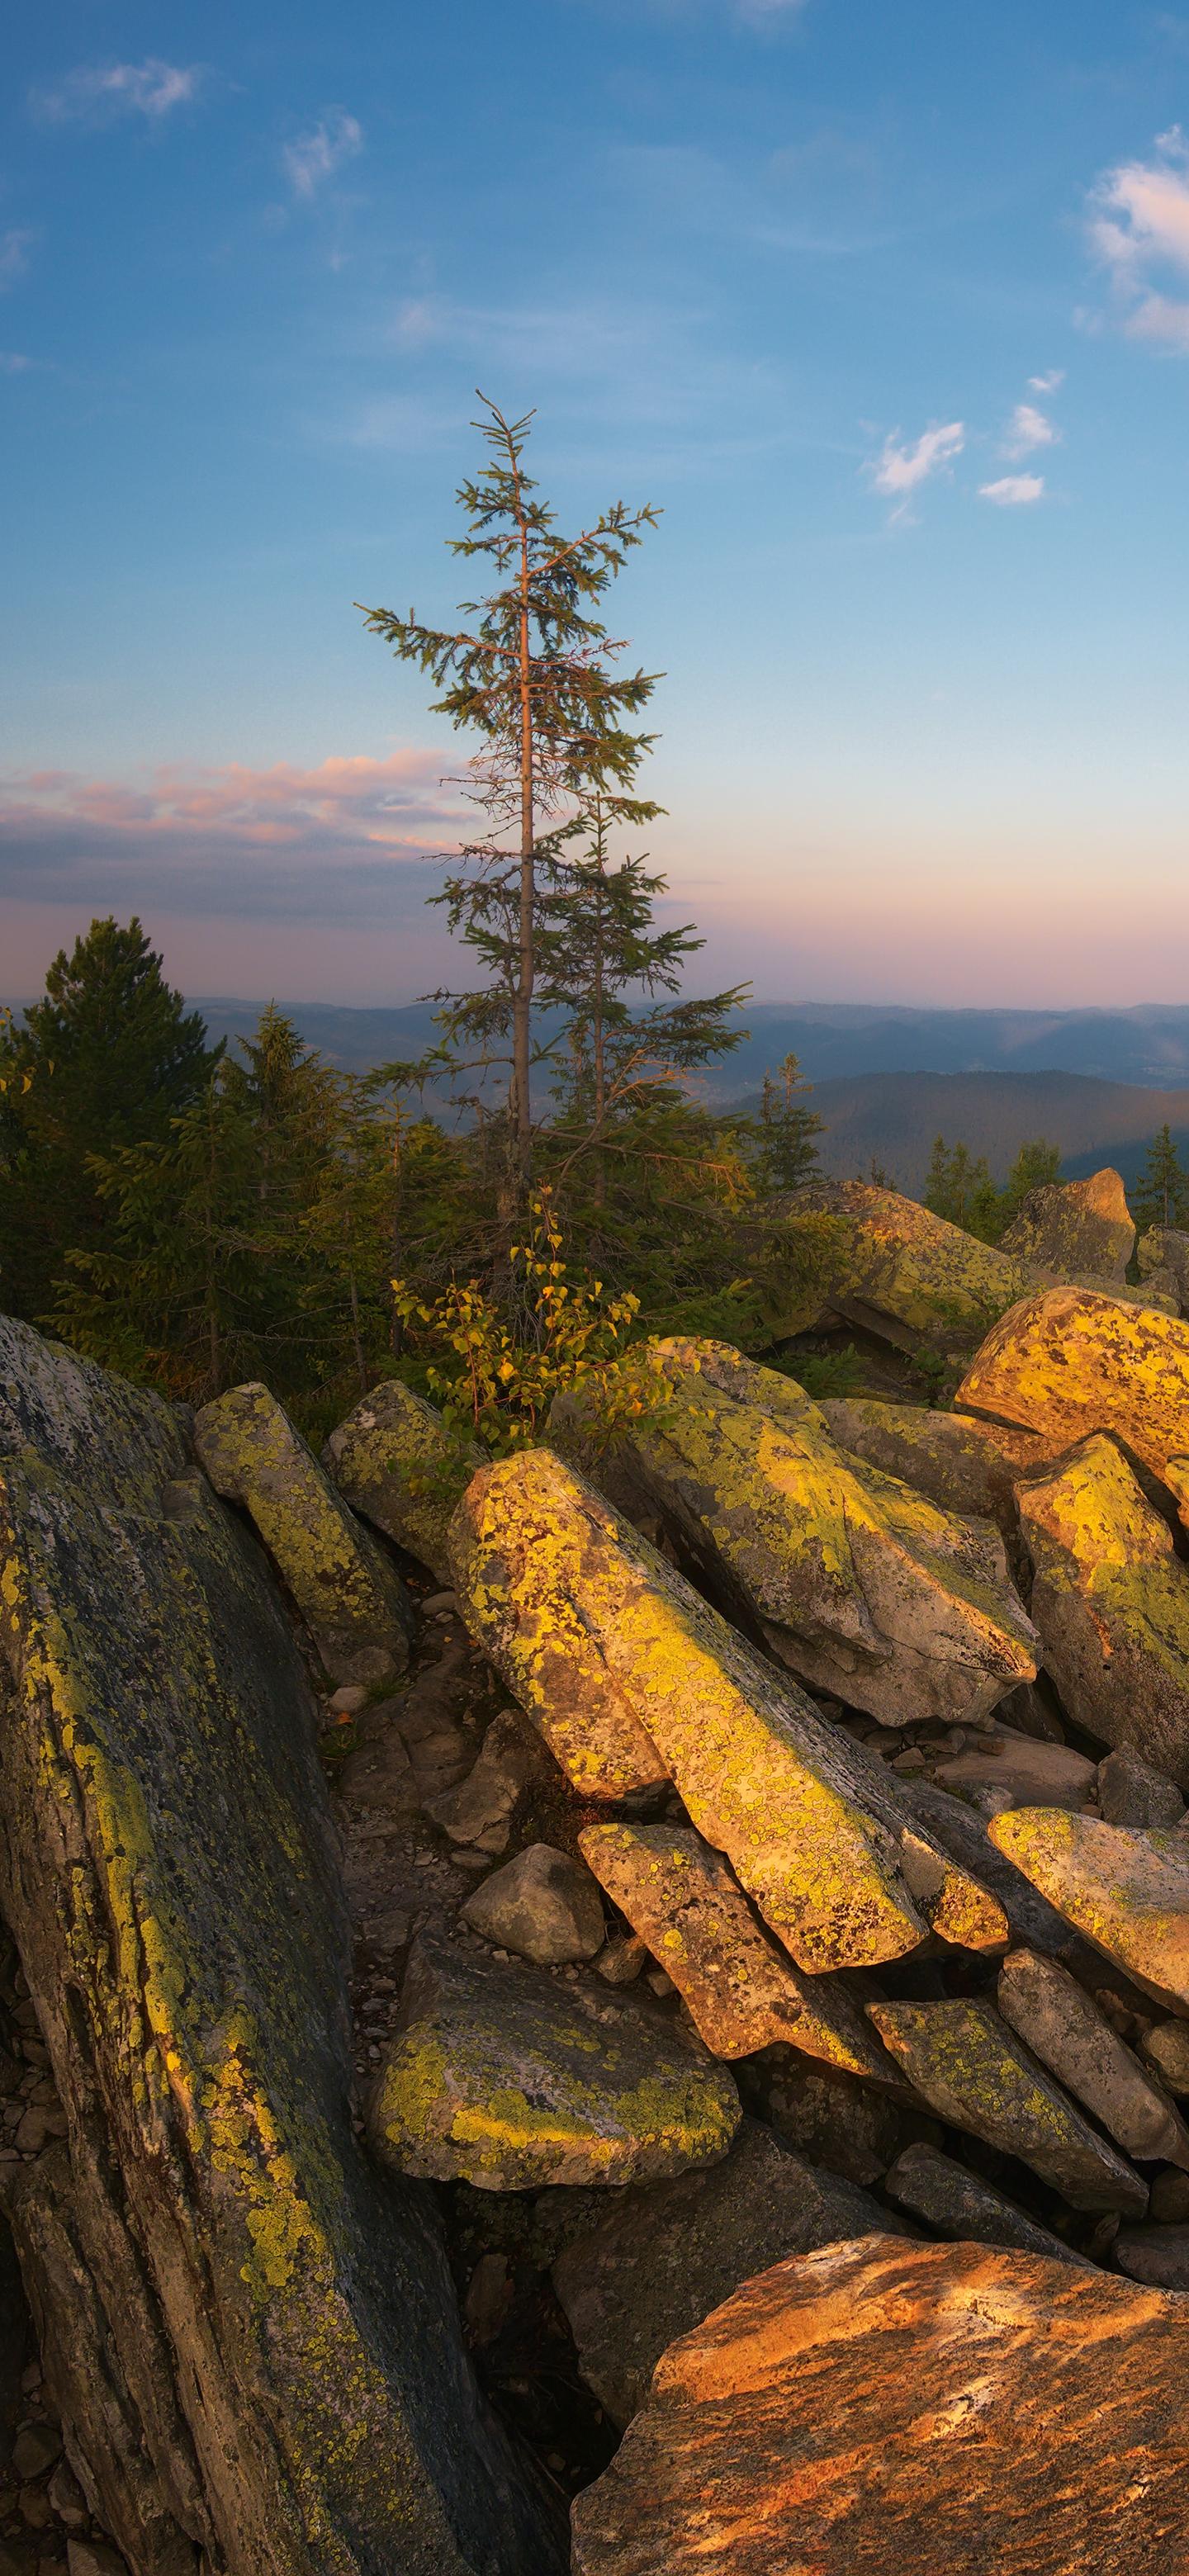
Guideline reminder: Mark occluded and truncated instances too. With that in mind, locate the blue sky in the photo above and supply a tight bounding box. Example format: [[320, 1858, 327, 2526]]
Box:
[[4, 0, 1189, 1005]]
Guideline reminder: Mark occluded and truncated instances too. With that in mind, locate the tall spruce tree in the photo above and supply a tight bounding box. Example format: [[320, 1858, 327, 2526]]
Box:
[[0, 916, 214, 1322], [358, 395, 660, 1185], [1134, 1125, 1189, 1233]]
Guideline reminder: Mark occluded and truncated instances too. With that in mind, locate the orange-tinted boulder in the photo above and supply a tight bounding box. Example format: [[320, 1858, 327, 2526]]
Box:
[[955, 1286, 1189, 1513]]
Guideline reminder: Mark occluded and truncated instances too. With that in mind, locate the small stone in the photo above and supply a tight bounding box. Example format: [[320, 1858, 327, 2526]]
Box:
[[933, 1723, 1096, 1812], [45, 2465, 87, 2536], [422, 1591, 457, 1617], [460, 1844, 607, 1968], [12, 2428, 59, 2483], [595, 1934, 648, 1988], [13, 2110, 54, 2155], [1141, 2019, 1189, 2095], [1099, 1747, 1186, 1830], [329, 1685, 368, 1717], [66, 2547, 129, 2576], [1150, 2166, 1189, 2223], [646, 1971, 675, 1998], [18, 2491, 51, 2531], [1114, 2223, 1189, 2290]]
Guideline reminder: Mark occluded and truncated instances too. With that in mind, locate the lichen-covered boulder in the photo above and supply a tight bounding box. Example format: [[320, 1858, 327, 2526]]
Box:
[[450, 1448, 1007, 1973], [323, 1378, 480, 1584], [955, 1286, 1189, 1520], [570, 2237, 1189, 2576], [785, 1178, 1035, 1352], [0, 1318, 561, 2576], [997, 1945, 1189, 2167], [578, 1821, 899, 2082], [367, 1936, 740, 2189], [193, 1380, 413, 1687], [1000, 1167, 1135, 1286], [552, 2119, 893, 2427], [896, 1776, 1074, 1953], [571, 1339, 1038, 1731], [1016, 1433, 1189, 1788], [989, 1807, 1189, 2016], [818, 1395, 1024, 1528], [867, 1997, 1147, 2211], [1138, 1226, 1189, 1316]]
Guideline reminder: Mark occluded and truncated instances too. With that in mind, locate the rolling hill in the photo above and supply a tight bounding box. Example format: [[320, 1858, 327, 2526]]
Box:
[[800, 1069, 1189, 1196]]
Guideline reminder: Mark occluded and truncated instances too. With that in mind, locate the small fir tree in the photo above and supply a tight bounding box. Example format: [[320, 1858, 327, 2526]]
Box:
[[756, 1054, 823, 1194], [1134, 1125, 1189, 1233]]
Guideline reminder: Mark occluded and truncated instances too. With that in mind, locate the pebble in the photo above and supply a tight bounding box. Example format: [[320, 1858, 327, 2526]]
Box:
[[12, 2428, 61, 2483]]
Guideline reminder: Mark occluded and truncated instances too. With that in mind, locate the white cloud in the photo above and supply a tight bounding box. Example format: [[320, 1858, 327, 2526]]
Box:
[[33, 60, 199, 123], [1088, 130, 1189, 348], [1028, 368, 1065, 394], [0, 230, 35, 291], [1003, 400, 1059, 459], [283, 110, 363, 198], [979, 474, 1045, 506], [0, 352, 31, 374], [869, 419, 964, 499]]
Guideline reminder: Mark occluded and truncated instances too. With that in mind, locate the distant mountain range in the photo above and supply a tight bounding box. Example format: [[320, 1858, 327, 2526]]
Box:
[[796, 1070, 1189, 1196]]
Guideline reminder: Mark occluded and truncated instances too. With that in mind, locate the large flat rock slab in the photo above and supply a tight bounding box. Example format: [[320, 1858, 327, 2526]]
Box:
[[1017, 1432, 1189, 1787], [193, 1378, 413, 1686], [868, 1996, 1147, 2212], [956, 1285, 1189, 1513], [552, 2119, 892, 2427], [570, 2236, 1189, 2576], [367, 1935, 740, 2190], [0, 1318, 561, 2576], [790, 1178, 1035, 1352], [450, 1448, 1007, 1972], [818, 1395, 1023, 1527]]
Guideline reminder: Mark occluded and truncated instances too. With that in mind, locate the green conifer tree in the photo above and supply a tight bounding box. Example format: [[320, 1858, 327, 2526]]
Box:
[[756, 1054, 823, 1195], [1133, 1125, 1189, 1233]]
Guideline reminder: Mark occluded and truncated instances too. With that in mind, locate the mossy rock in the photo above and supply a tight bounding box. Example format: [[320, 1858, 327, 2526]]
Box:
[[0, 1318, 561, 2576], [956, 1286, 1189, 1524], [194, 1379, 414, 1688], [1017, 1432, 1189, 1788], [368, 1935, 740, 2190], [780, 1180, 1035, 1353], [868, 1996, 1146, 2214], [990, 1806, 1189, 2020], [324, 1379, 480, 1586], [999, 1167, 1135, 1286]]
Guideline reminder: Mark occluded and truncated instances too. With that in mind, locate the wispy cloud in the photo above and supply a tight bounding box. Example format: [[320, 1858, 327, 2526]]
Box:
[[1002, 400, 1059, 459], [0, 230, 36, 292], [979, 473, 1045, 506], [869, 420, 964, 509], [0, 753, 466, 927], [1088, 126, 1189, 348], [31, 59, 200, 125], [1028, 368, 1065, 394], [283, 110, 364, 199], [0, 353, 31, 375]]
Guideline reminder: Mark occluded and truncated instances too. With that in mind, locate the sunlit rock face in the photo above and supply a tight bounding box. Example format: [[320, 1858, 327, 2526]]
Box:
[[571, 2237, 1189, 2576], [955, 1285, 1189, 1517], [999, 1166, 1135, 1287]]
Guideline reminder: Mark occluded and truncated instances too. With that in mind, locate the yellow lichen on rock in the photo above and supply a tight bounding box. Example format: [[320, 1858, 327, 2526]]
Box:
[[868, 1997, 1147, 2213], [956, 1286, 1189, 1516], [323, 1378, 479, 1585], [989, 1807, 1189, 2017], [568, 1338, 1038, 1731], [1000, 1167, 1135, 1288], [194, 1380, 413, 1688], [784, 1179, 1035, 1352], [1016, 1432, 1189, 1788], [450, 1448, 1006, 1972]]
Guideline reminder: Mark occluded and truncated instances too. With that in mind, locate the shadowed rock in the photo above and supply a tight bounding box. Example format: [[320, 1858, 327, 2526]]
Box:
[[1099, 1746, 1186, 1829], [1114, 2223, 1189, 2289], [0, 1318, 561, 2576], [193, 1380, 413, 1687], [883, 2141, 1090, 2266], [931, 1721, 1097, 1811], [990, 1807, 1189, 2016], [956, 1286, 1189, 1521], [323, 1379, 480, 1585], [552, 2119, 893, 2427], [1000, 1167, 1135, 1286], [450, 1448, 1007, 1972], [367, 1935, 740, 2190], [566, 1340, 1039, 1732], [1016, 1434, 1189, 1788], [896, 1777, 1073, 1953], [787, 1178, 1035, 1353], [868, 1997, 1148, 2212], [578, 1821, 900, 2082], [570, 2236, 1189, 2576], [459, 1841, 607, 1967], [997, 1946, 1189, 2168]]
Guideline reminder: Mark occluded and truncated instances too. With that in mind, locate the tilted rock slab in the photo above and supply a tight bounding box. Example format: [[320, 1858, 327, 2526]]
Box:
[[791, 1177, 1035, 1352], [578, 1820, 900, 2082], [450, 1449, 1007, 1972], [883, 2139, 1091, 2266], [0, 1319, 561, 2576], [990, 1806, 1189, 2015], [552, 2118, 893, 2427], [193, 1380, 413, 1687], [896, 1776, 1074, 1953], [570, 2236, 1189, 2576], [323, 1376, 480, 1585], [867, 1997, 1148, 2212], [1016, 1432, 1189, 1788], [997, 1944, 1189, 2167], [819, 1394, 1023, 1529], [567, 1339, 1040, 1731], [367, 1935, 740, 2189], [956, 1285, 1189, 1518], [1000, 1166, 1135, 1286]]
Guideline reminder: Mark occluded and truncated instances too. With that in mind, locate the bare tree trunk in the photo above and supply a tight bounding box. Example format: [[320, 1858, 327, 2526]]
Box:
[[514, 478, 534, 1184]]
